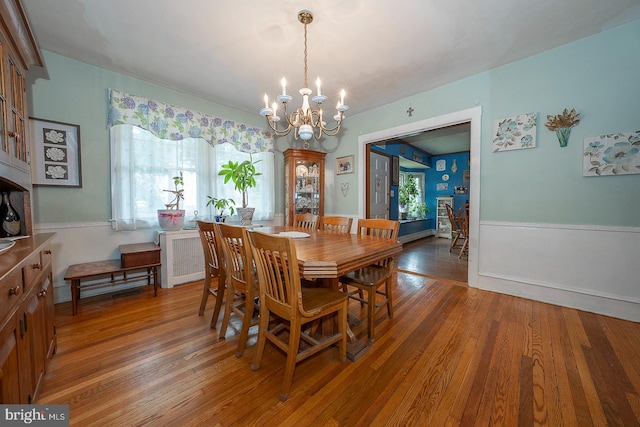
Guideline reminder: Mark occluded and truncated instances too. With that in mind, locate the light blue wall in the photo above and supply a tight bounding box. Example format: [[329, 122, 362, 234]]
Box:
[[27, 51, 280, 224], [328, 20, 640, 226], [28, 20, 640, 227]]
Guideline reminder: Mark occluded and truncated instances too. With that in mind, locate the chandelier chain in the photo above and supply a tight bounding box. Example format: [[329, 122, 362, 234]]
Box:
[[303, 21, 308, 88]]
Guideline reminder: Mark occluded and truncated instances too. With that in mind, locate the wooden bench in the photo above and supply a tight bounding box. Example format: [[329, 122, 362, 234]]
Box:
[[64, 243, 161, 315]]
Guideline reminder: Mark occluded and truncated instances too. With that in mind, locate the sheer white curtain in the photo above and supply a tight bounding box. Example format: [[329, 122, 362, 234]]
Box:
[[110, 124, 274, 230]]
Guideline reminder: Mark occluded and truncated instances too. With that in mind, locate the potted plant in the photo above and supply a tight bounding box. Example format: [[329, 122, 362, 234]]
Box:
[[218, 155, 261, 225], [412, 201, 429, 219], [206, 196, 235, 222], [157, 171, 186, 231], [398, 174, 418, 220]]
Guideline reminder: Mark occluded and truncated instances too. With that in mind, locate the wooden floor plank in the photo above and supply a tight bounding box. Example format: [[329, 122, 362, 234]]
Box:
[[34, 239, 640, 426]]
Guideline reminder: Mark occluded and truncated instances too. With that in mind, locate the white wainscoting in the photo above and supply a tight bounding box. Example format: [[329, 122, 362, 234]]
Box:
[[36, 214, 282, 304], [476, 221, 640, 322]]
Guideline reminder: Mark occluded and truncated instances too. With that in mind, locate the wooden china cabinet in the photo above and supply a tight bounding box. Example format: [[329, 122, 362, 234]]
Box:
[[0, 0, 57, 404], [284, 148, 326, 226]]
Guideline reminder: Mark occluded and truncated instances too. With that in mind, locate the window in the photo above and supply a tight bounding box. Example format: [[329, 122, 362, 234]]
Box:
[[399, 171, 425, 213], [110, 124, 274, 230]]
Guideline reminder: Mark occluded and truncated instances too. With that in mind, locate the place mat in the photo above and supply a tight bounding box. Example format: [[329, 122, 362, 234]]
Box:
[[278, 231, 310, 239]]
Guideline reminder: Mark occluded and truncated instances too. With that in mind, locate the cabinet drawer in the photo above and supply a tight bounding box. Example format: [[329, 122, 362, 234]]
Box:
[[41, 245, 53, 269], [22, 251, 42, 290], [0, 268, 23, 320]]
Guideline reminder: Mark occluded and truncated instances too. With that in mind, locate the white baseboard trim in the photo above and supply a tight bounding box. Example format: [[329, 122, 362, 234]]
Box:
[[398, 229, 435, 244], [477, 273, 640, 322]]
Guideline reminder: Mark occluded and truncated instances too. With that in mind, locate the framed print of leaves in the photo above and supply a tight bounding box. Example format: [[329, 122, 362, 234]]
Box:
[[583, 130, 640, 176], [492, 112, 537, 152]]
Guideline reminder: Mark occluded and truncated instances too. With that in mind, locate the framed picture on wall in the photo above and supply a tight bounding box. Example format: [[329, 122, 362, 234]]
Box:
[[392, 156, 399, 186], [336, 155, 354, 175], [30, 118, 82, 187]]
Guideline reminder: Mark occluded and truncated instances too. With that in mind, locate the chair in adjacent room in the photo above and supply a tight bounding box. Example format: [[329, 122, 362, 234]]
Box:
[[456, 203, 470, 259], [247, 230, 347, 401], [339, 218, 400, 343], [197, 220, 225, 328], [318, 215, 353, 233], [445, 203, 462, 253], [216, 223, 260, 357], [293, 213, 319, 229]]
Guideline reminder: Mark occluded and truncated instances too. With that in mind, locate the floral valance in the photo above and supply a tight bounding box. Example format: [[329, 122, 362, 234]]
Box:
[[107, 88, 274, 153]]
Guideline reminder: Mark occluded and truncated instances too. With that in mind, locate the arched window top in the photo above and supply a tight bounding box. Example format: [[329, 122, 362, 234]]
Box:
[[107, 88, 274, 154]]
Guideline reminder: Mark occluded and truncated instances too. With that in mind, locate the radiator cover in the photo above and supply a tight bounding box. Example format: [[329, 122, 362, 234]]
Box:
[[157, 229, 205, 288]]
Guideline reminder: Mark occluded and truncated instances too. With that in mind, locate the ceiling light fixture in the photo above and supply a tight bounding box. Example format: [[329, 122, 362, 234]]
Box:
[[259, 10, 348, 148]]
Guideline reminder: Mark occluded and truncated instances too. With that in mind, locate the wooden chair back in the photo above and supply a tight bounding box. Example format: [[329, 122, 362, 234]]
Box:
[[457, 203, 470, 237], [318, 216, 353, 233], [215, 223, 254, 295], [247, 230, 302, 320], [355, 218, 399, 268], [215, 222, 259, 356], [196, 220, 225, 322], [445, 204, 461, 234], [197, 220, 220, 273], [355, 218, 400, 240], [294, 213, 319, 230]]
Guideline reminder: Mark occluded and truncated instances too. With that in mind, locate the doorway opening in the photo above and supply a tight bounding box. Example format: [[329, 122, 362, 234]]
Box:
[[358, 107, 481, 287]]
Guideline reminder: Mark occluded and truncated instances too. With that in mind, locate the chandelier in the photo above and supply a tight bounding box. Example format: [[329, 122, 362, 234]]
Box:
[[259, 10, 348, 148]]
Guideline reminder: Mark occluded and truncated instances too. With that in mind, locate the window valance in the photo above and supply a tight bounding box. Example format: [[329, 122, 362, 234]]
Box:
[[107, 88, 274, 153]]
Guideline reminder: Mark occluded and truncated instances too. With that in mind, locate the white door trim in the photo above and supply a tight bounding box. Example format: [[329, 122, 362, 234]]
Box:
[[358, 106, 482, 287]]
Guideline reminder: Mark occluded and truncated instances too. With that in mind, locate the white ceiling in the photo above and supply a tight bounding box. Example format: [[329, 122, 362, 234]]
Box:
[[22, 0, 640, 118]]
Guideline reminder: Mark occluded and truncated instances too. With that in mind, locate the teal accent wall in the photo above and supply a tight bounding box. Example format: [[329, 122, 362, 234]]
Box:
[[27, 20, 640, 227]]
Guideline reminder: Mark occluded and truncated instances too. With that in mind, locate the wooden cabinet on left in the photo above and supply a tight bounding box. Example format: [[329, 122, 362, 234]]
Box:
[[0, 233, 56, 404]]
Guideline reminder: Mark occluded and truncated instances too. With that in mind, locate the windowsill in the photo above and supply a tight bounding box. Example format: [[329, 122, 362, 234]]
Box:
[[399, 218, 432, 224]]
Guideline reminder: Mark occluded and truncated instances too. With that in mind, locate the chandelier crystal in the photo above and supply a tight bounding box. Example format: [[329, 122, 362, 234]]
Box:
[[259, 10, 348, 148]]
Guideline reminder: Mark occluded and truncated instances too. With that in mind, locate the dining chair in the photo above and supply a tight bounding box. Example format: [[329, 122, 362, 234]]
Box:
[[247, 230, 347, 401], [293, 213, 319, 229], [456, 203, 470, 259], [196, 220, 225, 328], [339, 218, 400, 343], [215, 223, 260, 357], [445, 204, 462, 253], [318, 215, 353, 233]]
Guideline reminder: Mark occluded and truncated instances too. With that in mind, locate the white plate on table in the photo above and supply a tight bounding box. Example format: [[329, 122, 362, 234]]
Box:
[[0, 238, 16, 255], [278, 231, 310, 239]]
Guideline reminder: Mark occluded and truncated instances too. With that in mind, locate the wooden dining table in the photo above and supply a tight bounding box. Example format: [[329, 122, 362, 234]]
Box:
[[252, 225, 403, 360]]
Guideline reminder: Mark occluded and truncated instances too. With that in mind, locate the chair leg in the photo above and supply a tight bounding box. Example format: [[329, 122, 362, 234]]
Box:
[[251, 307, 269, 371], [210, 277, 225, 329], [367, 286, 377, 343], [459, 237, 469, 259], [236, 294, 254, 358], [449, 232, 460, 252], [198, 269, 211, 315], [338, 303, 347, 362], [218, 283, 235, 339], [280, 319, 302, 402], [385, 277, 394, 318]]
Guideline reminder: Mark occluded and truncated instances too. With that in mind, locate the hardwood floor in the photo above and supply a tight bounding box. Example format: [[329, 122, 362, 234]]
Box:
[[37, 253, 640, 426], [396, 236, 468, 283]]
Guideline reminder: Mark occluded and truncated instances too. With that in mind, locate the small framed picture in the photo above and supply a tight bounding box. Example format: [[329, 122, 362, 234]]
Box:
[[392, 156, 399, 186], [29, 118, 82, 187], [336, 155, 354, 175]]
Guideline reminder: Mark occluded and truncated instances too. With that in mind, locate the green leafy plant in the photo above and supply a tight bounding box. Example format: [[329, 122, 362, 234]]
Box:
[[218, 155, 261, 208], [412, 201, 429, 218], [163, 171, 184, 210], [206, 196, 236, 217], [398, 173, 418, 211]]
